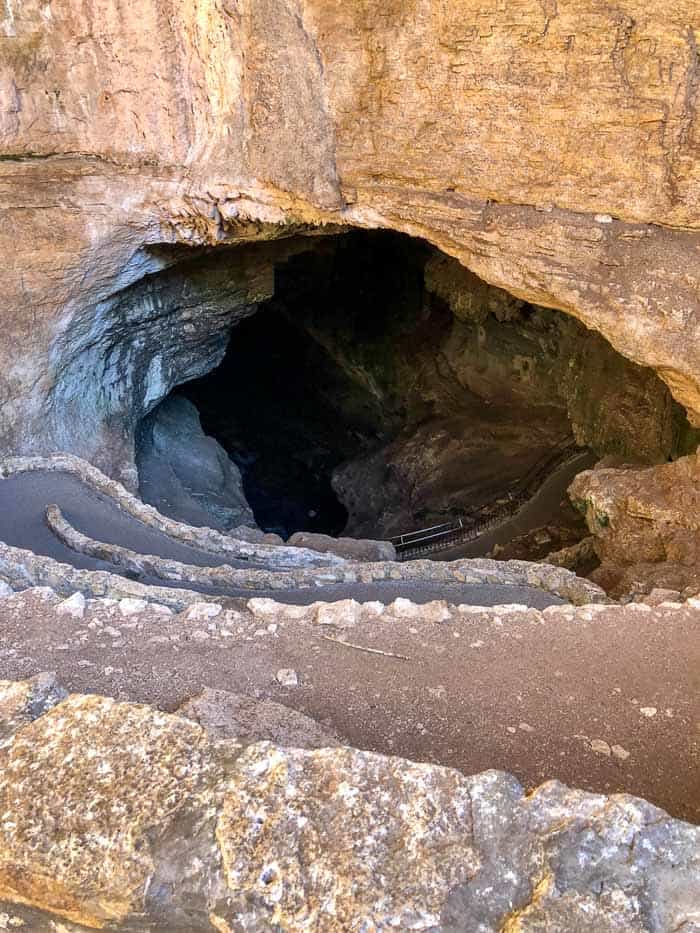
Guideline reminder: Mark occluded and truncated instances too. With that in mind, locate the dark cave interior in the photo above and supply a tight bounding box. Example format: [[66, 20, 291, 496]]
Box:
[[138, 230, 695, 551], [183, 233, 430, 538]]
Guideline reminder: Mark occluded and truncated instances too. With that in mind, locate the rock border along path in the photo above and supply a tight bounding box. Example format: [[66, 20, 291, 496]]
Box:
[[0, 455, 607, 609], [0, 454, 342, 569], [45, 502, 607, 606]]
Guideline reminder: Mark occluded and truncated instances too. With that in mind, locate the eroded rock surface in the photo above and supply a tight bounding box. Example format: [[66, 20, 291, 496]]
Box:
[[0, 672, 66, 748], [571, 452, 700, 596], [2, 0, 700, 479], [0, 685, 696, 931], [137, 394, 255, 532]]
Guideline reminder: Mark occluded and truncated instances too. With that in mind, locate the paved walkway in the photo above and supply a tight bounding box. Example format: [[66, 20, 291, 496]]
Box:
[[433, 451, 596, 560], [0, 472, 563, 607]]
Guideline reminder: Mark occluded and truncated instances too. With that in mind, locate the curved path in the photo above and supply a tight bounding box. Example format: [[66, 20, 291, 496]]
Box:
[[433, 451, 596, 561], [0, 471, 564, 608]]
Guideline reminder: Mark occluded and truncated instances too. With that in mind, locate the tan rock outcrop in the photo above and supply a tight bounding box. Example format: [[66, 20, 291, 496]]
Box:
[[0, 685, 696, 930], [0, 693, 226, 928], [0, 672, 66, 747], [570, 452, 700, 595], [1, 0, 700, 478]]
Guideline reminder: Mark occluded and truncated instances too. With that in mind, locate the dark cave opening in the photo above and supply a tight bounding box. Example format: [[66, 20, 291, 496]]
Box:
[[137, 229, 695, 554], [183, 233, 431, 539], [185, 308, 355, 539]]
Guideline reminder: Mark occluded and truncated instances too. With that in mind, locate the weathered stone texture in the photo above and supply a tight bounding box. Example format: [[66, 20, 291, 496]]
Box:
[[1, 0, 700, 474], [0, 687, 696, 930], [571, 451, 700, 595], [137, 394, 255, 532], [0, 694, 224, 927], [0, 672, 66, 748]]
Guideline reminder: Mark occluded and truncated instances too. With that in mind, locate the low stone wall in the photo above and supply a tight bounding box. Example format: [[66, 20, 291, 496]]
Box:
[[0, 454, 344, 570], [45, 501, 608, 605], [0, 453, 609, 608], [0, 538, 216, 610], [0, 672, 696, 930]]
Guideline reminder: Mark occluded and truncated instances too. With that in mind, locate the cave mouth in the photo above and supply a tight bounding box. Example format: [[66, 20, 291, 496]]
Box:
[[185, 305, 357, 539], [137, 229, 695, 553]]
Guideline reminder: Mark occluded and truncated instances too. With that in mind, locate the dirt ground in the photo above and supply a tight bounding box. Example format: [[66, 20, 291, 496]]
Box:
[[0, 591, 697, 823]]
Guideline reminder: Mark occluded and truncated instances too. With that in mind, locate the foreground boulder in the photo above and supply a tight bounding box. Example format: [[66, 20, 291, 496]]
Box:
[[0, 686, 696, 930], [570, 452, 700, 596]]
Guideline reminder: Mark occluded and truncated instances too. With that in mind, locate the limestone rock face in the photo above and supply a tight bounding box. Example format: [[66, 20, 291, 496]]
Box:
[[44, 243, 276, 489], [2, 0, 700, 480], [137, 394, 255, 532], [0, 687, 697, 930], [0, 672, 66, 748], [571, 452, 700, 596], [0, 693, 228, 929], [423, 253, 693, 463]]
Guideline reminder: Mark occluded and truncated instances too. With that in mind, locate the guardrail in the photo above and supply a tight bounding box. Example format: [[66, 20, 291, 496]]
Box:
[[389, 441, 581, 561]]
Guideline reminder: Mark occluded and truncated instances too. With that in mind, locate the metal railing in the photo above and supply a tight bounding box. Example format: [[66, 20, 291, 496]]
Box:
[[389, 441, 581, 561]]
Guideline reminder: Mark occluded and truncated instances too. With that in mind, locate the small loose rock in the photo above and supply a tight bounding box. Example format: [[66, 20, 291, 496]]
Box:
[[119, 598, 148, 617], [276, 669, 299, 688], [55, 592, 86, 619]]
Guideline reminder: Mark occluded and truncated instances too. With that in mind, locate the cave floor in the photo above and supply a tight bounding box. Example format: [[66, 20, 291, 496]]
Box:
[[0, 591, 697, 824]]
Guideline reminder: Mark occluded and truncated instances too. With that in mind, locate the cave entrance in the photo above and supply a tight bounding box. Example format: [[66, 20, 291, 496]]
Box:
[[137, 230, 694, 556]]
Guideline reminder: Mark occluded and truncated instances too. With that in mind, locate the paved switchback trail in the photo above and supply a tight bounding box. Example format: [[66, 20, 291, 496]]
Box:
[[430, 451, 597, 561], [0, 469, 697, 823], [0, 471, 563, 607]]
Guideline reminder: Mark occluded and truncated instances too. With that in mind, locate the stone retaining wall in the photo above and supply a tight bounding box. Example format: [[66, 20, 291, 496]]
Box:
[[0, 539, 215, 611], [0, 454, 609, 607], [0, 454, 343, 570], [45, 501, 608, 605]]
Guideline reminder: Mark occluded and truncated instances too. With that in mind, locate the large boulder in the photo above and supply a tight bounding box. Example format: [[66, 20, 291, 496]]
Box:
[[570, 452, 700, 596], [0, 687, 696, 930]]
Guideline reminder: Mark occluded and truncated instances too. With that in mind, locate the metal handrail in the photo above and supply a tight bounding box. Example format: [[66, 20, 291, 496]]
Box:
[[388, 441, 580, 560], [391, 518, 464, 546]]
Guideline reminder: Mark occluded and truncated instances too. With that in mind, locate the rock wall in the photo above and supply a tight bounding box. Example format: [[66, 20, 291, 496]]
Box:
[[571, 452, 700, 596], [46, 244, 276, 489], [137, 394, 255, 532], [1, 0, 700, 478], [424, 253, 697, 462], [265, 237, 691, 536]]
